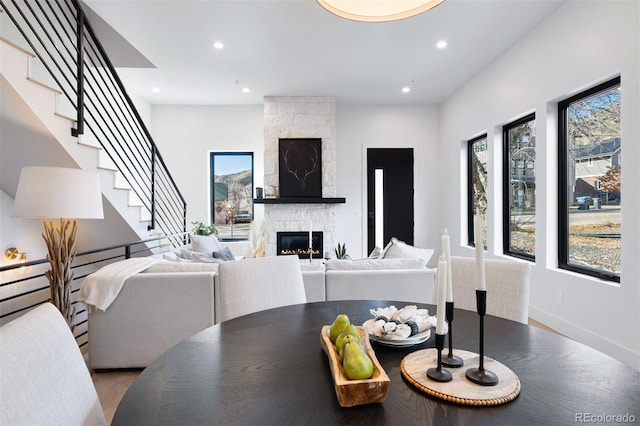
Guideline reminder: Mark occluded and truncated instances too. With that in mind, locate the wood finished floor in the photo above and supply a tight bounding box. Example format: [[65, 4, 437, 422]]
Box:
[[92, 318, 561, 425]]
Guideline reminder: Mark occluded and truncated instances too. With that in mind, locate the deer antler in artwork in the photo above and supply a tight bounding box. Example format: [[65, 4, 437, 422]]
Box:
[[282, 144, 320, 182]]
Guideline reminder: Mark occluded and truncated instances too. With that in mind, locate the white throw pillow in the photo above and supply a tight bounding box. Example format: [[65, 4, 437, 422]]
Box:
[[190, 233, 223, 254], [381, 237, 434, 267], [368, 246, 383, 259]]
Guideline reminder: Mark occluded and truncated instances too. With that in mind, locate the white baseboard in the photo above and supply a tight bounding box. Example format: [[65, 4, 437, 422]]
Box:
[[529, 306, 639, 372]]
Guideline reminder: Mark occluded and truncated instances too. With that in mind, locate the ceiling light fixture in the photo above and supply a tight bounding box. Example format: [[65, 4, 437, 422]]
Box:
[[402, 87, 411, 93], [317, 0, 445, 22], [213, 41, 224, 49], [152, 87, 160, 93], [242, 87, 250, 93], [436, 40, 448, 49]]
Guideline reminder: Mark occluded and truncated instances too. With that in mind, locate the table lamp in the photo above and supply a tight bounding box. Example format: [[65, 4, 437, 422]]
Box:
[[13, 167, 104, 331]]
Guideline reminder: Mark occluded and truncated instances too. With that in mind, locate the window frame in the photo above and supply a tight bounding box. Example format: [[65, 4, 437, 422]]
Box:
[[209, 151, 254, 241], [557, 76, 621, 283], [502, 113, 536, 262], [467, 134, 488, 248]]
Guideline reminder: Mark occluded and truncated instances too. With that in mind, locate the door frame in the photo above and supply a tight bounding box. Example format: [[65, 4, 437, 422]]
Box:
[[361, 145, 415, 257]]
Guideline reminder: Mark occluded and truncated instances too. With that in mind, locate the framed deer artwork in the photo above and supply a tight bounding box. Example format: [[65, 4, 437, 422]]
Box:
[[278, 138, 322, 198]]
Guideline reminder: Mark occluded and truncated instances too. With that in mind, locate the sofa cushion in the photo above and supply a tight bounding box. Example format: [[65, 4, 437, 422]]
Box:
[[143, 260, 220, 273], [300, 262, 326, 272], [190, 233, 223, 254], [325, 258, 426, 270], [381, 237, 434, 267], [213, 247, 235, 261], [191, 252, 227, 263]]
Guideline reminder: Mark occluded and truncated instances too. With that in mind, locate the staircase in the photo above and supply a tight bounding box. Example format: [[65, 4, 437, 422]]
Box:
[[0, 0, 186, 244], [1, 37, 151, 236]]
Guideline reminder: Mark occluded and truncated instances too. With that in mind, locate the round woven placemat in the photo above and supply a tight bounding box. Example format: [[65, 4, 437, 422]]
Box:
[[401, 349, 520, 406]]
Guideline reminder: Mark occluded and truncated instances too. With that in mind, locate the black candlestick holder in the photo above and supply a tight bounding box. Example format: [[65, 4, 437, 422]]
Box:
[[442, 301, 464, 368], [465, 289, 499, 386], [427, 333, 452, 382]]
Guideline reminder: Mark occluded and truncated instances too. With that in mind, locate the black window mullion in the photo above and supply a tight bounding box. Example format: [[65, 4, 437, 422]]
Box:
[[557, 76, 621, 283], [467, 134, 487, 248], [503, 113, 536, 261]]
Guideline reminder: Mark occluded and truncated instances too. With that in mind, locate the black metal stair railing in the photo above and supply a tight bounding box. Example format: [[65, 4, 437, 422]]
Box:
[[1, 0, 186, 243]]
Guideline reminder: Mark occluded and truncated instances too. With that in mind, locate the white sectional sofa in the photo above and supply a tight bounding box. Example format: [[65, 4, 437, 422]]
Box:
[[88, 271, 216, 370], [324, 258, 435, 303], [87, 237, 436, 369]]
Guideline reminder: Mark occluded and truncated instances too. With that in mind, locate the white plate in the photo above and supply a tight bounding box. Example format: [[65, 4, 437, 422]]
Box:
[[362, 319, 432, 348]]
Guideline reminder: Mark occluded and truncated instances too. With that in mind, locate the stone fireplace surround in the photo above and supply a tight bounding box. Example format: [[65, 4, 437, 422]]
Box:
[[263, 96, 339, 257]]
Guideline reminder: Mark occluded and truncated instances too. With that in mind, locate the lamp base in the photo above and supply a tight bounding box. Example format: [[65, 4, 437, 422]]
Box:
[[43, 218, 77, 332]]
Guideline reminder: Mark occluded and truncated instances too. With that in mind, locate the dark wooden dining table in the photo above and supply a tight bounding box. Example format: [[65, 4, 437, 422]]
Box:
[[112, 300, 639, 426]]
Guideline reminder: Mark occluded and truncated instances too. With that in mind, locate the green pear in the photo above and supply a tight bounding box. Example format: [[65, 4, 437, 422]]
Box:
[[329, 314, 350, 343], [336, 334, 355, 360], [342, 341, 374, 380], [342, 323, 362, 344]]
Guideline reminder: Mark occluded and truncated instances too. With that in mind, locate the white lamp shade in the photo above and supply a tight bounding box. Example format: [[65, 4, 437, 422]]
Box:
[[317, 0, 445, 22], [13, 167, 104, 219]]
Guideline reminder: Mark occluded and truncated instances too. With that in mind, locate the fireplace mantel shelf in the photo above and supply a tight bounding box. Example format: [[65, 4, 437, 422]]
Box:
[[253, 197, 345, 204]]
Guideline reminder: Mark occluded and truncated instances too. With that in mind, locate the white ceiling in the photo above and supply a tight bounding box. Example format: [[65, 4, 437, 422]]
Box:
[[83, 0, 565, 106]]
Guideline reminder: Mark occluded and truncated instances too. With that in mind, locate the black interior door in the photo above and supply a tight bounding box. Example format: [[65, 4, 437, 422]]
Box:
[[367, 148, 414, 254]]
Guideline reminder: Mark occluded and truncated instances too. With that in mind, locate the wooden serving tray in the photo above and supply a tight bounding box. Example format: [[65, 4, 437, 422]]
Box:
[[401, 348, 520, 406], [320, 325, 390, 407]]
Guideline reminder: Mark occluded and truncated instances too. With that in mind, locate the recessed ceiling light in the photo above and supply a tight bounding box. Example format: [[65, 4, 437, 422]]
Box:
[[242, 87, 250, 93], [402, 87, 411, 93], [151, 87, 160, 93], [436, 40, 448, 49], [213, 41, 224, 49]]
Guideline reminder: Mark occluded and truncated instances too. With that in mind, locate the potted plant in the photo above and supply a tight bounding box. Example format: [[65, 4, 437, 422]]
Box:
[[334, 243, 348, 260], [191, 221, 218, 236]]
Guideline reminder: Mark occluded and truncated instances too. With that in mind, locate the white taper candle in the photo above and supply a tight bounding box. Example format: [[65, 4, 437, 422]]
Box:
[[436, 255, 447, 334], [442, 229, 453, 302]]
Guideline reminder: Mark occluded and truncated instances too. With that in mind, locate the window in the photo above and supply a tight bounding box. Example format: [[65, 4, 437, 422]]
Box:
[[210, 152, 254, 240], [467, 135, 488, 248], [503, 114, 536, 260], [558, 77, 621, 282]]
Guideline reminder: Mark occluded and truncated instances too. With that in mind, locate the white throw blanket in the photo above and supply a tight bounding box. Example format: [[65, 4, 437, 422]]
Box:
[[79, 257, 161, 311]]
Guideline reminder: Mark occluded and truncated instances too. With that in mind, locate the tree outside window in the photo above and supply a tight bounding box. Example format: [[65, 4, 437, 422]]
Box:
[[559, 77, 621, 281], [468, 135, 488, 248], [503, 114, 536, 261], [210, 152, 254, 240]]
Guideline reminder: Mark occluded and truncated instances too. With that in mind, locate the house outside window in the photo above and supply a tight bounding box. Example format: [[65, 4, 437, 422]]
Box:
[[558, 77, 621, 282], [210, 152, 254, 240], [467, 135, 488, 248], [503, 113, 536, 261]]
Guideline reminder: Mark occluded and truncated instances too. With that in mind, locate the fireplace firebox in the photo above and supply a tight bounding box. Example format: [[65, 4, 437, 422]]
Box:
[[277, 231, 323, 259]]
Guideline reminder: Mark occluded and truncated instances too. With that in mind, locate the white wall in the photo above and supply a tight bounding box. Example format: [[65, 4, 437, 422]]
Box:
[[335, 104, 440, 260], [439, 1, 639, 369], [149, 105, 265, 228], [150, 103, 441, 261]]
